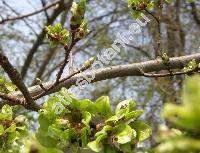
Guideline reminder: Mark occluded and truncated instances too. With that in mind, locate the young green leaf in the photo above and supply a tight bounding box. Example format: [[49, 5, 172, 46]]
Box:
[[2, 104, 12, 120], [81, 127, 88, 148], [114, 124, 135, 144], [87, 133, 107, 152], [131, 121, 152, 142], [70, 0, 87, 30], [95, 96, 112, 118], [5, 124, 16, 133], [0, 125, 4, 136]]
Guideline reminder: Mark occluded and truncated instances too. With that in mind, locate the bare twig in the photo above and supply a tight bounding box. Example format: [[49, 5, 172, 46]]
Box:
[[39, 84, 48, 92], [0, 0, 61, 24], [144, 9, 161, 56], [60, 57, 95, 83], [139, 67, 199, 78], [3, 0, 38, 36], [55, 35, 76, 83], [40, 0, 50, 22]]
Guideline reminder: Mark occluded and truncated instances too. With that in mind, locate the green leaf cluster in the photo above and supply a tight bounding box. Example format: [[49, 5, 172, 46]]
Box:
[[88, 99, 151, 152], [36, 89, 151, 152], [0, 76, 16, 93], [36, 88, 93, 150], [46, 0, 89, 48], [45, 23, 70, 48], [128, 0, 155, 18], [0, 105, 28, 152]]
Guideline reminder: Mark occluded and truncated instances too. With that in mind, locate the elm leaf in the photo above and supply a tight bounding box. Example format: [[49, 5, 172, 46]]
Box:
[[114, 124, 134, 144], [95, 96, 112, 117], [131, 121, 152, 142], [2, 104, 12, 120]]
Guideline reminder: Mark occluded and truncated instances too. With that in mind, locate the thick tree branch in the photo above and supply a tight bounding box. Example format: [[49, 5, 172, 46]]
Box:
[[0, 93, 25, 106], [11, 53, 200, 100], [0, 52, 40, 110]]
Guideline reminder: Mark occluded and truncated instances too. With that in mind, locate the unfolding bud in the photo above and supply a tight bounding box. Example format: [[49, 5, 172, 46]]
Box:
[[74, 21, 89, 41], [82, 57, 96, 69], [35, 78, 42, 85], [70, 0, 87, 30], [161, 53, 170, 65]]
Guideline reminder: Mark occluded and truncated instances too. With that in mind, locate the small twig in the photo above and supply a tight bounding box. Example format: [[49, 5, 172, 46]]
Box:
[[0, 0, 61, 24], [44, 61, 63, 78], [33, 57, 95, 100], [39, 84, 48, 92], [139, 67, 199, 78], [3, 0, 38, 36], [144, 9, 161, 56], [55, 31, 76, 83], [40, 0, 50, 22], [60, 57, 95, 83]]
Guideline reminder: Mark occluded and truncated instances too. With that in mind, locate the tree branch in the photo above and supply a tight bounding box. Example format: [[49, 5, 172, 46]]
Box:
[[11, 53, 200, 101], [0, 51, 40, 110], [0, 93, 25, 106]]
